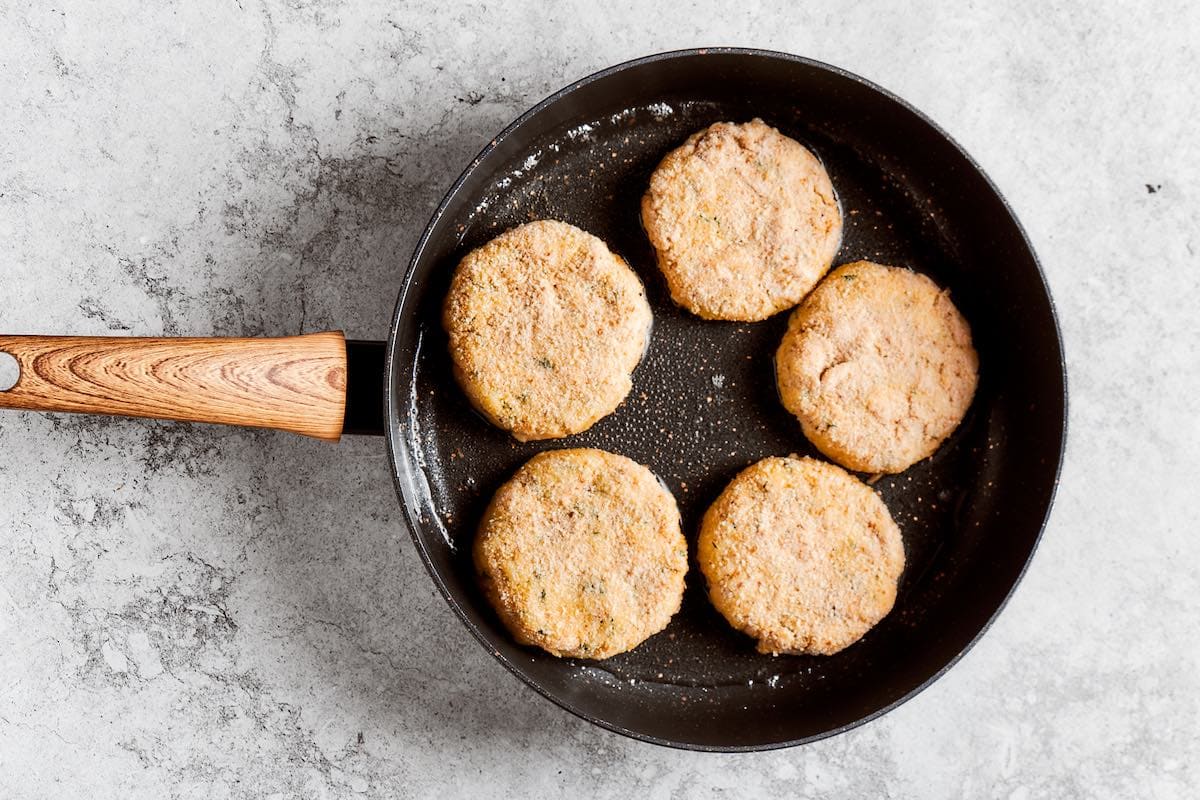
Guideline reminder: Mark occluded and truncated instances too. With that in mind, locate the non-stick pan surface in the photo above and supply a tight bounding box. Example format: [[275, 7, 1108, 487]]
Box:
[[385, 49, 1066, 751]]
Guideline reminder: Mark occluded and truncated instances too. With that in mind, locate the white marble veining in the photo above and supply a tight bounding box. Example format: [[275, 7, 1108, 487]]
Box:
[[1, 1, 1198, 797]]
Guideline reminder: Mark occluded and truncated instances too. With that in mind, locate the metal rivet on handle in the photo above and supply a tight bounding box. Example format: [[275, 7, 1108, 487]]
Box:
[[0, 351, 19, 391]]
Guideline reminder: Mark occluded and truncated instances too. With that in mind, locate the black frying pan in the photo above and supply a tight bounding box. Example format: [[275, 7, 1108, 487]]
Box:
[[0, 48, 1066, 751], [385, 48, 1066, 750]]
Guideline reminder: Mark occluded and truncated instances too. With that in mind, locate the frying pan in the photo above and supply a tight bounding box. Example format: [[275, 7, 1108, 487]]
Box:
[[0, 48, 1066, 751]]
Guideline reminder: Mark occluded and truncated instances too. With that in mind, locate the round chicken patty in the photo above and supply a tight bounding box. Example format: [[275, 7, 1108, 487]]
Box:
[[474, 448, 688, 659], [698, 456, 904, 656], [443, 220, 652, 442], [776, 261, 979, 474], [641, 119, 842, 321]]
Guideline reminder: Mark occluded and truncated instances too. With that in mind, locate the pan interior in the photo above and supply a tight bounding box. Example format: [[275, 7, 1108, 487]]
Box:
[[387, 51, 1064, 750]]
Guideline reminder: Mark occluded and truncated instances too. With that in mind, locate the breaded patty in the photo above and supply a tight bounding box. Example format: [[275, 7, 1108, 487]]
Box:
[[775, 261, 978, 473], [443, 220, 652, 442], [474, 448, 688, 659], [698, 456, 904, 656], [641, 119, 842, 322]]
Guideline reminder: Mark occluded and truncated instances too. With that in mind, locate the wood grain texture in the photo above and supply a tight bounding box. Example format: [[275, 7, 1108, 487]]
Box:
[[0, 332, 348, 441]]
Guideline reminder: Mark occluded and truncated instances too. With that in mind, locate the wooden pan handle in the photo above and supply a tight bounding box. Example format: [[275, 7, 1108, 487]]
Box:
[[0, 332, 347, 441]]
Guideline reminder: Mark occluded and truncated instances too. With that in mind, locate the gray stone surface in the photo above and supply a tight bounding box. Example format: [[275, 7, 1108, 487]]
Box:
[[1, 1, 1197, 797]]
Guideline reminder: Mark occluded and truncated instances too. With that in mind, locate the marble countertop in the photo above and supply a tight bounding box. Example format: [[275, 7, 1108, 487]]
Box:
[[2, 1, 1197, 797]]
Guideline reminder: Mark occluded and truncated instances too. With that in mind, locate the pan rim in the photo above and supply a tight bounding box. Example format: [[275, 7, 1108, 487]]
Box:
[[383, 46, 1068, 752]]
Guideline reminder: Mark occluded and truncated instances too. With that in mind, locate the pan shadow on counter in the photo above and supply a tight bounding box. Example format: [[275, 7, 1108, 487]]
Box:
[[202, 124, 599, 757], [188, 120, 620, 757]]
